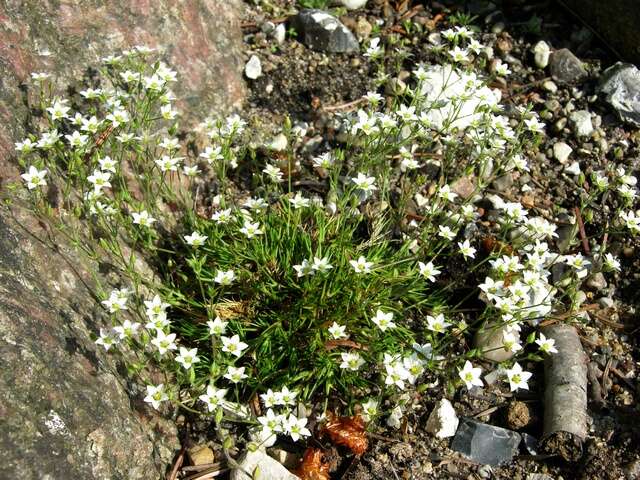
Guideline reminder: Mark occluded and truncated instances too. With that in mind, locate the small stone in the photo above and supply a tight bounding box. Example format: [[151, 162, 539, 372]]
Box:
[[564, 161, 581, 176], [478, 465, 494, 479], [554, 117, 568, 132], [533, 41, 550, 69], [451, 176, 476, 199], [586, 272, 607, 291], [492, 173, 513, 192], [550, 48, 587, 84], [244, 55, 262, 79], [354, 17, 373, 40], [338, 0, 368, 9], [570, 110, 594, 137], [506, 400, 532, 430], [291, 10, 359, 53], [542, 80, 558, 93], [527, 474, 554, 480], [599, 62, 640, 127], [274, 23, 286, 44], [426, 399, 459, 439], [230, 450, 300, 480], [451, 418, 521, 466], [597, 297, 615, 309], [475, 321, 519, 362], [268, 448, 300, 469], [188, 445, 215, 466], [553, 142, 573, 164]]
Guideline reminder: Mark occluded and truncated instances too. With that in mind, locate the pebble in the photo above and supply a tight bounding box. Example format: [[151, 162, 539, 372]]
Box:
[[230, 449, 299, 480], [550, 48, 587, 83], [245, 55, 262, 79], [586, 272, 608, 291], [426, 398, 459, 439], [533, 40, 551, 69], [492, 173, 513, 192], [451, 418, 521, 466], [570, 110, 594, 137], [553, 141, 573, 164], [274, 23, 286, 44], [564, 161, 581, 176], [599, 62, 640, 127], [268, 448, 300, 469], [338, 0, 368, 9], [554, 117, 568, 132], [597, 297, 615, 309], [291, 9, 359, 53], [542, 80, 558, 93], [188, 445, 215, 466]]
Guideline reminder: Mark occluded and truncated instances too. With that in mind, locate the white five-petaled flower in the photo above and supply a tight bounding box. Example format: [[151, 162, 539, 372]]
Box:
[[224, 366, 248, 384], [418, 261, 441, 282], [87, 169, 112, 192], [426, 313, 451, 333], [21, 166, 47, 190], [502, 331, 522, 353], [340, 352, 365, 371], [144, 384, 168, 409], [240, 220, 263, 238], [113, 320, 140, 339], [458, 361, 483, 390], [351, 173, 377, 194], [458, 239, 476, 259], [260, 389, 279, 408], [283, 414, 311, 442], [349, 256, 374, 273], [151, 330, 178, 356], [106, 109, 130, 127], [361, 398, 379, 422], [221, 334, 248, 358], [371, 309, 396, 331], [293, 259, 314, 278], [263, 164, 283, 182], [175, 347, 200, 369], [535, 333, 558, 354], [207, 316, 228, 336], [199, 384, 227, 412], [47, 99, 70, 121], [131, 210, 156, 227], [155, 155, 182, 172], [95, 328, 116, 351], [311, 256, 333, 273], [438, 225, 457, 241], [289, 192, 311, 209], [328, 322, 348, 339], [505, 362, 532, 391], [98, 156, 117, 173], [214, 269, 235, 285], [184, 231, 208, 247], [211, 209, 233, 224]]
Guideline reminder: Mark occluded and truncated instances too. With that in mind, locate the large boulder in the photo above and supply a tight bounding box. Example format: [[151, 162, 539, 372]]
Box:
[[0, 1, 246, 477], [0, 0, 246, 159]]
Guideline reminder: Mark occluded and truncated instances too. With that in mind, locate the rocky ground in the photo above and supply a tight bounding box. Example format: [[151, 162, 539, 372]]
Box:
[[203, 0, 639, 479]]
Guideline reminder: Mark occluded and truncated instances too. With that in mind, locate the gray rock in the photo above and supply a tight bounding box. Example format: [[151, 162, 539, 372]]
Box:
[[553, 142, 573, 164], [599, 62, 640, 127], [550, 48, 587, 84], [426, 399, 459, 438], [474, 322, 518, 362], [291, 10, 359, 53], [565, 161, 581, 176], [451, 418, 521, 466], [492, 173, 514, 192], [521, 433, 539, 455], [586, 272, 608, 290], [533, 40, 551, 69], [230, 449, 300, 480], [527, 474, 555, 480], [570, 110, 594, 137], [597, 296, 615, 308], [245, 55, 263, 79]]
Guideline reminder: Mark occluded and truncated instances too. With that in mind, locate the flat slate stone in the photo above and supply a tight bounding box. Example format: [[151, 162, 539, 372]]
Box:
[[451, 418, 521, 466]]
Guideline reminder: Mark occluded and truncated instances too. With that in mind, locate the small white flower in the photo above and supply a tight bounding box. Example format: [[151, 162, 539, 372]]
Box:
[[211, 209, 233, 224], [260, 389, 279, 408], [311, 256, 333, 273], [98, 156, 117, 173], [340, 352, 365, 371], [214, 269, 235, 285], [221, 334, 248, 358], [263, 164, 283, 182], [289, 192, 311, 209], [313, 152, 334, 169], [603, 253, 621, 272], [535, 333, 558, 354], [113, 320, 140, 339], [106, 109, 130, 127], [65, 131, 89, 148], [151, 331, 178, 356], [47, 99, 71, 121], [351, 172, 377, 194], [240, 220, 263, 238], [207, 316, 228, 336], [505, 362, 532, 391], [458, 361, 483, 390], [502, 331, 522, 353], [524, 116, 545, 134], [199, 384, 227, 411], [184, 231, 208, 247], [15, 138, 37, 153], [160, 104, 178, 120], [155, 155, 182, 172], [293, 259, 314, 278], [283, 414, 311, 442], [175, 347, 200, 369], [426, 313, 451, 333], [418, 261, 441, 282], [438, 225, 457, 241], [224, 366, 249, 384], [372, 309, 396, 331], [437, 185, 458, 203], [276, 386, 298, 406], [361, 398, 379, 422], [458, 239, 476, 259], [449, 46, 470, 63], [131, 210, 156, 227], [349, 256, 373, 273], [20, 166, 47, 190], [494, 60, 511, 76], [144, 384, 168, 409], [328, 322, 348, 339], [87, 169, 112, 192], [95, 328, 116, 351]]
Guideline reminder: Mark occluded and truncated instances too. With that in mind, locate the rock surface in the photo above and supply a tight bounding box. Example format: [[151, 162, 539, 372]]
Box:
[[474, 321, 518, 362], [599, 62, 640, 126], [230, 449, 300, 480], [291, 9, 360, 53], [426, 398, 459, 438], [451, 418, 522, 466], [549, 48, 587, 84], [0, 0, 246, 160]]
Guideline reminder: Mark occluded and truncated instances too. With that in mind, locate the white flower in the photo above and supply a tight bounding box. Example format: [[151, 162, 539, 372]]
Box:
[[221, 334, 248, 358], [260, 389, 279, 408], [37, 129, 61, 149], [403, 353, 426, 384], [15, 138, 37, 153], [101, 290, 129, 313], [505, 362, 532, 391], [183, 165, 200, 177], [340, 352, 365, 371], [159, 137, 180, 151], [449, 46, 470, 63], [46, 99, 70, 121], [224, 366, 249, 383], [155, 155, 182, 172], [31, 72, 50, 82], [87, 169, 112, 192], [458, 240, 476, 259], [80, 87, 103, 99], [258, 408, 284, 435], [328, 322, 348, 339], [199, 384, 227, 411], [364, 37, 383, 59], [384, 355, 410, 389], [160, 104, 178, 120], [151, 330, 178, 356], [214, 269, 235, 285], [240, 220, 263, 238], [65, 131, 88, 148], [143, 74, 165, 91], [361, 398, 379, 422], [564, 253, 591, 278], [426, 313, 451, 333], [263, 164, 283, 182], [349, 256, 373, 273], [131, 210, 156, 227], [120, 70, 142, 83], [98, 156, 117, 173], [524, 116, 545, 134], [20, 166, 47, 190], [311, 256, 333, 273], [175, 347, 200, 369], [113, 320, 141, 339], [620, 210, 640, 234], [502, 331, 522, 353], [200, 146, 223, 164], [145, 313, 170, 332], [80, 116, 101, 133], [458, 361, 483, 389], [372, 309, 396, 331], [293, 259, 314, 278], [283, 414, 311, 442], [313, 152, 334, 169], [184, 231, 208, 247], [207, 316, 228, 336], [211, 209, 233, 224], [351, 172, 377, 194], [145, 295, 170, 318], [437, 185, 458, 203], [386, 405, 403, 429], [494, 60, 511, 76], [289, 192, 311, 209], [535, 333, 558, 354], [144, 384, 168, 409], [106, 109, 130, 127], [276, 386, 298, 406], [438, 225, 456, 241], [418, 261, 441, 282], [95, 328, 116, 351], [603, 253, 621, 272]]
